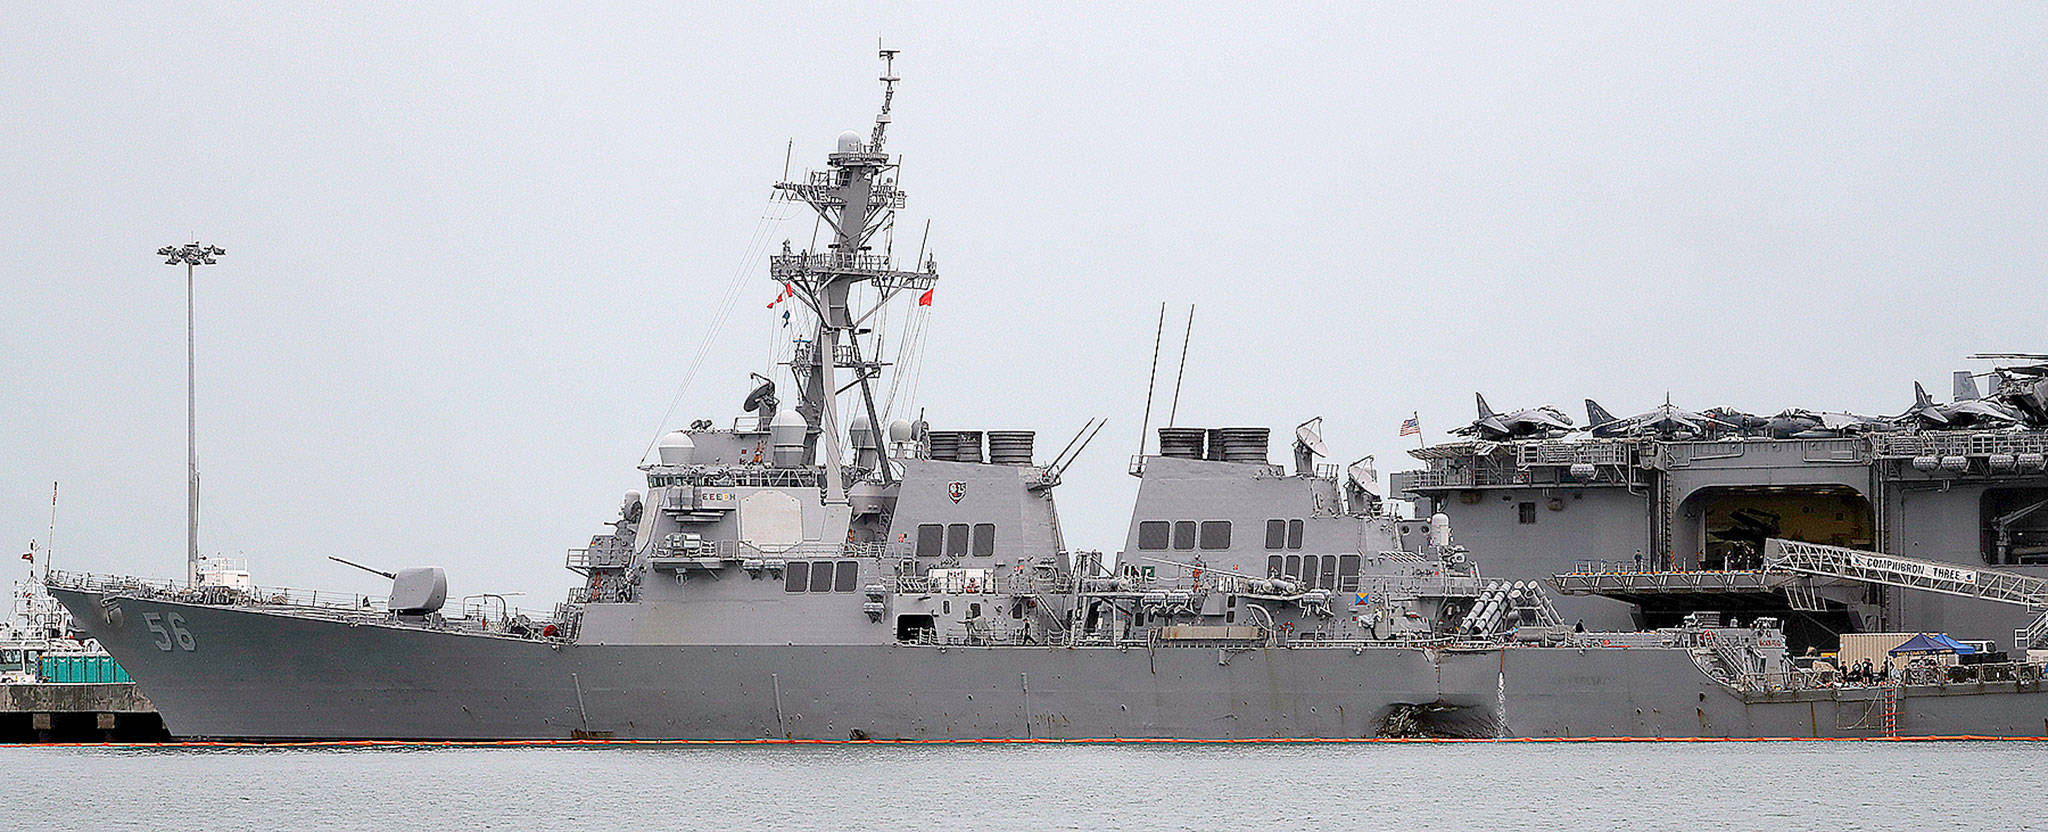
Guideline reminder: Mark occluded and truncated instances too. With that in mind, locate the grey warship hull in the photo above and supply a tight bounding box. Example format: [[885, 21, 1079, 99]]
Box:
[[52, 589, 2048, 740]]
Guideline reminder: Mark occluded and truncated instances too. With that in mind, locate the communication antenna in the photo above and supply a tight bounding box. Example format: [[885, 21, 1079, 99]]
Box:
[[43, 482, 57, 583], [1347, 456, 1381, 513], [1135, 304, 1166, 458], [1049, 417, 1109, 472], [871, 45, 899, 150], [1293, 417, 1329, 476], [1166, 304, 1194, 427], [1050, 418, 1108, 482]]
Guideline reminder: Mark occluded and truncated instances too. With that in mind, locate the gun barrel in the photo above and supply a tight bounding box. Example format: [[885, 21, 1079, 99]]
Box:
[[328, 555, 395, 580]]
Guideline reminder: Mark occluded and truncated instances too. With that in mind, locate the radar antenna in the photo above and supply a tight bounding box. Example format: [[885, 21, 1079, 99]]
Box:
[[871, 46, 899, 151]]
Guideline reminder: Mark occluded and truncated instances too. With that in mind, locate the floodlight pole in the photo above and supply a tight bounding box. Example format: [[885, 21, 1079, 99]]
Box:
[[186, 258, 196, 586], [160, 242, 225, 586]]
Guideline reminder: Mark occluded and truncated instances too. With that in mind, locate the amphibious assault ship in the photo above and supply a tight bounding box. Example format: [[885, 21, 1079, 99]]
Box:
[[1392, 366, 2048, 656], [49, 53, 2048, 740]]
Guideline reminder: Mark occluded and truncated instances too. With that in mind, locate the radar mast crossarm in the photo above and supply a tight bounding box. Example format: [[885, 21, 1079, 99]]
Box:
[[850, 267, 937, 329]]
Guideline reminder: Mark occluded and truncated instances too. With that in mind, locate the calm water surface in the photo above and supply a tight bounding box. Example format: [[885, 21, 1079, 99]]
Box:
[[8, 742, 2043, 830]]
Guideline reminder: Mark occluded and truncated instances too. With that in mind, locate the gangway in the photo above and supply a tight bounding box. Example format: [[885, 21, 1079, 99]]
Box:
[[1762, 539, 2048, 651]]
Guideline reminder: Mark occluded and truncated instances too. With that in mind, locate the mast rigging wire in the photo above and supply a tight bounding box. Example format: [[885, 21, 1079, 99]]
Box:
[[641, 195, 794, 461]]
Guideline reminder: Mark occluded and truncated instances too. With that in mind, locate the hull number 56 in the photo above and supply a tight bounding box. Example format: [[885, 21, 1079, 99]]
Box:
[[142, 611, 196, 652]]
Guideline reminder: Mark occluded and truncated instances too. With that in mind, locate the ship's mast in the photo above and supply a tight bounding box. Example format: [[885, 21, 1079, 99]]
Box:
[[773, 48, 936, 503]]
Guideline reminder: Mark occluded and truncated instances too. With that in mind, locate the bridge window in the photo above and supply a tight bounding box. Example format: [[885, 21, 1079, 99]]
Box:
[[1320, 555, 1337, 590], [809, 560, 834, 592], [1138, 521, 1170, 550], [1173, 521, 1198, 550], [1266, 519, 1287, 550], [1199, 520, 1231, 549], [1287, 519, 1304, 549], [1517, 502, 1537, 524], [1300, 558, 1318, 590], [972, 523, 996, 557], [785, 561, 809, 593], [946, 524, 970, 557], [1268, 555, 1283, 578], [834, 560, 859, 593], [916, 524, 943, 557], [1339, 554, 1361, 591], [1284, 554, 1301, 580]]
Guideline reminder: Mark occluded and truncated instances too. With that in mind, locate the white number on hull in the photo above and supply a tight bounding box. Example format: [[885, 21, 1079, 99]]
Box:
[[142, 611, 196, 652]]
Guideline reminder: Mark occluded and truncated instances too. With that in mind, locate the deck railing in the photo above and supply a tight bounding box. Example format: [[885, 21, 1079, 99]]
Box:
[[45, 570, 558, 638]]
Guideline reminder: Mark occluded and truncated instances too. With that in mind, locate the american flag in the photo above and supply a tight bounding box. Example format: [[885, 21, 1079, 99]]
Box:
[[1399, 416, 1420, 437]]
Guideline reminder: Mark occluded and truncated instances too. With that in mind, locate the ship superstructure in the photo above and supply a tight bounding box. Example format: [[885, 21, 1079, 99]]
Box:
[[1393, 366, 2048, 652], [562, 50, 1077, 649]]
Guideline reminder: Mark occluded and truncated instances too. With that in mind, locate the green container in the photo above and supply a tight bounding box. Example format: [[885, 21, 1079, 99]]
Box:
[[39, 655, 132, 684]]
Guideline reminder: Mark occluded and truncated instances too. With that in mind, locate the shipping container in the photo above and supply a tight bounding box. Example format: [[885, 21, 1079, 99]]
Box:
[[38, 654, 133, 684]]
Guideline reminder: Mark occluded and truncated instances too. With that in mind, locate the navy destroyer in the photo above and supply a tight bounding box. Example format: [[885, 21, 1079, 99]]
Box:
[[48, 52, 2048, 740]]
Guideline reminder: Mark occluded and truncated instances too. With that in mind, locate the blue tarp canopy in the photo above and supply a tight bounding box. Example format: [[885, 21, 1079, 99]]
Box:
[[1888, 633, 1977, 655]]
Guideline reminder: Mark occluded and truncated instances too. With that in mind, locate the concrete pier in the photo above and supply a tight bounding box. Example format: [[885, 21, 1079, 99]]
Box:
[[1, 682, 167, 742]]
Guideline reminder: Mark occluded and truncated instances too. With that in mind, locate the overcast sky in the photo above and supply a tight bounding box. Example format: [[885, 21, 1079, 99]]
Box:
[[4, 4, 2044, 610]]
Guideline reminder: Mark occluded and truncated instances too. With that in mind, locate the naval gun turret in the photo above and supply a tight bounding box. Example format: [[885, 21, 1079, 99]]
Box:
[[327, 556, 447, 616]]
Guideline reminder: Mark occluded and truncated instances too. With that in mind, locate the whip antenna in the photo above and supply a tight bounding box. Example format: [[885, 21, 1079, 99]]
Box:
[[1135, 303, 1166, 459], [1167, 304, 1194, 427]]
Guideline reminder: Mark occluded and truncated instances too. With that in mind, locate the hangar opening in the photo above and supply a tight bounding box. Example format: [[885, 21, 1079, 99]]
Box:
[[1982, 487, 2048, 565], [1688, 486, 1873, 570]]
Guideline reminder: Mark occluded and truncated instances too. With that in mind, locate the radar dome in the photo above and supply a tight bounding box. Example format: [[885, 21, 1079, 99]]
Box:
[[887, 419, 914, 443], [655, 430, 695, 465], [836, 130, 863, 152], [849, 414, 876, 449], [770, 409, 809, 467], [1430, 512, 1453, 549], [771, 408, 807, 431]]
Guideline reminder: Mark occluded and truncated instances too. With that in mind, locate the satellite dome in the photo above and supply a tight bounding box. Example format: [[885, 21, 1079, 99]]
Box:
[[836, 130, 863, 152], [623, 490, 642, 508], [655, 430, 695, 465], [770, 409, 809, 467], [848, 414, 876, 448], [887, 419, 914, 443], [770, 409, 808, 449]]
